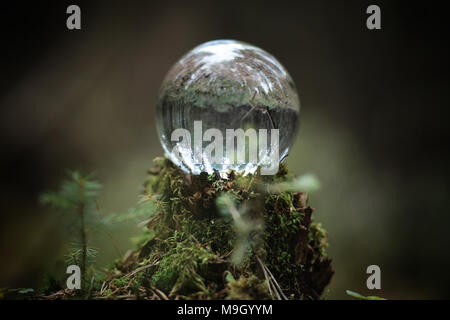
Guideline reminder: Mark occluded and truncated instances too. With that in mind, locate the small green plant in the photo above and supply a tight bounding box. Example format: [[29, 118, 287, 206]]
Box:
[[346, 290, 387, 300], [216, 193, 264, 265], [40, 171, 103, 291]]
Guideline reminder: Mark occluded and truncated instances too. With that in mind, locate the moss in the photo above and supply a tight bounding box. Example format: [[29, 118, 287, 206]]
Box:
[[99, 157, 333, 300], [225, 276, 271, 300], [113, 277, 129, 288]]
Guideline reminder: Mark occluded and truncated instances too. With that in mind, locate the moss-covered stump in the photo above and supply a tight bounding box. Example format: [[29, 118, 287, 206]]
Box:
[[100, 157, 333, 300]]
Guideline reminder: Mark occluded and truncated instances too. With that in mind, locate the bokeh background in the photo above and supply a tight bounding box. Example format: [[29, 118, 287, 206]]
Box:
[[1, 0, 449, 299]]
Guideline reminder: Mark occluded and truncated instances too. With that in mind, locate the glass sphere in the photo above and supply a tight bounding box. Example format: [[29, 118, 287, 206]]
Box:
[[156, 40, 300, 176]]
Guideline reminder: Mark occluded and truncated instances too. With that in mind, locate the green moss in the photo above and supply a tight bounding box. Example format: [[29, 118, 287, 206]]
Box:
[[309, 223, 329, 257], [101, 157, 333, 300], [225, 276, 271, 300], [113, 277, 129, 288]]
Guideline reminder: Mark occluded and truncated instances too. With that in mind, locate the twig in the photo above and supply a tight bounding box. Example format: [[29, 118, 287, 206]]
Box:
[[84, 276, 95, 299], [258, 257, 273, 298], [263, 261, 288, 300], [125, 261, 159, 278], [256, 256, 288, 300], [152, 287, 169, 300], [100, 281, 107, 295]]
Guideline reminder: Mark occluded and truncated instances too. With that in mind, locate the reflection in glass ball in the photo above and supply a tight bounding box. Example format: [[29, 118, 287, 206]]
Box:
[[156, 40, 300, 176]]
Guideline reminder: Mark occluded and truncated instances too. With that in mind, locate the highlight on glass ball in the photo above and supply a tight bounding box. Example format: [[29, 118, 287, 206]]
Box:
[[156, 40, 300, 176]]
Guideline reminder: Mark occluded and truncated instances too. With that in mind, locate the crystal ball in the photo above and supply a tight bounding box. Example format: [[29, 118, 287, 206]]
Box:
[[156, 40, 300, 176]]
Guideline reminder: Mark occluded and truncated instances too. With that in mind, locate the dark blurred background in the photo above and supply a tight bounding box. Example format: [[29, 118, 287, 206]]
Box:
[[1, 0, 449, 299]]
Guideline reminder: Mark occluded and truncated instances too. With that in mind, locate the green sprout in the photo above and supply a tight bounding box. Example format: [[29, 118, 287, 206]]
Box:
[[346, 290, 387, 300], [41, 171, 103, 291]]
